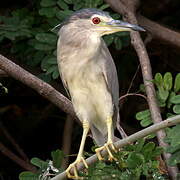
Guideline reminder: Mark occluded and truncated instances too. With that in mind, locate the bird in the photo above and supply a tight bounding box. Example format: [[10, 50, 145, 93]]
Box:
[[56, 8, 145, 179]]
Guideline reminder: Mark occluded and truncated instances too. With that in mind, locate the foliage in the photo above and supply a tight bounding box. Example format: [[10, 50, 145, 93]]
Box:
[[164, 125, 180, 166], [19, 149, 63, 180], [135, 72, 180, 167], [81, 140, 165, 180], [0, 0, 130, 81], [19, 141, 166, 180]]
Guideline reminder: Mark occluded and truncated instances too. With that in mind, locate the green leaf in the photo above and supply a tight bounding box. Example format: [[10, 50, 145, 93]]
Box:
[[51, 149, 64, 168], [166, 144, 180, 154], [151, 147, 163, 158], [157, 99, 166, 107], [4, 32, 17, 40], [41, 55, 53, 71], [145, 133, 156, 139], [52, 68, 60, 79], [3, 16, 20, 26], [163, 72, 172, 91], [46, 65, 57, 75], [135, 109, 151, 120], [31, 157, 48, 170], [170, 95, 180, 104], [47, 17, 59, 27], [116, 31, 129, 37], [57, 0, 69, 10], [127, 152, 145, 168], [34, 42, 55, 51], [40, 0, 56, 7], [166, 113, 175, 118], [85, 0, 99, 8], [99, 4, 109, 10], [35, 33, 57, 45], [28, 39, 37, 46], [0, 35, 4, 42], [173, 104, 180, 114], [73, 1, 84, 10], [174, 73, 180, 93], [134, 139, 145, 152], [167, 91, 176, 109], [154, 73, 163, 88], [168, 151, 180, 166], [26, 51, 45, 67], [46, 57, 57, 65], [140, 117, 153, 127], [103, 34, 114, 46], [110, 13, 121, 20], [114, 37, 122, 50], [56, 10, 73, 21], [64, 0, 73, 4], [157, 87, 169, 102], [142, 142, 155, 160], [164, 124, 180, 146], [19, 171, 39, 180], [39, 7, 57, 18]]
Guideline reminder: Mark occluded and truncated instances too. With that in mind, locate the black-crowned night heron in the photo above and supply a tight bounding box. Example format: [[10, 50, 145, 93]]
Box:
[[56, 8, 144, 179]]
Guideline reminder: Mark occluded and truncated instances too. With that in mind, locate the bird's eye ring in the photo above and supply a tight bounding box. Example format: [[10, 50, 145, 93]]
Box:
[[92, 17, 101, 24]]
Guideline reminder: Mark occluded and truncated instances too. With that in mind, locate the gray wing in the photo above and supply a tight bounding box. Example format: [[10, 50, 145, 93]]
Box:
[[101, 39, 127, 138], [101, 39, 119, 111]]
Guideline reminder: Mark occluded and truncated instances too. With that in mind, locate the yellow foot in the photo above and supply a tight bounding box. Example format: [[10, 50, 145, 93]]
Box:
[[65, 157, 88, 179], [95, 142, 117, 161]]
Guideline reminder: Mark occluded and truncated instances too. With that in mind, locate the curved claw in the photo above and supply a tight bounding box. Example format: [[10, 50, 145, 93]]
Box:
[[65, 157, 88, 179], [95, 142, 117, 161]]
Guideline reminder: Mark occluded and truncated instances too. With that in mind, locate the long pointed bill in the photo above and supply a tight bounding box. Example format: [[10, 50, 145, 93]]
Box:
[[107, 20, 145, 32]]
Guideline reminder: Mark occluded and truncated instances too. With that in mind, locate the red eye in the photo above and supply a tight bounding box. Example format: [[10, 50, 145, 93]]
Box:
[[92, 17, 101, 24]]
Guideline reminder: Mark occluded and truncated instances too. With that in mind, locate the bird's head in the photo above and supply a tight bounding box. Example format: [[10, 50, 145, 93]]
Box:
[[57, 8, 145, 36]]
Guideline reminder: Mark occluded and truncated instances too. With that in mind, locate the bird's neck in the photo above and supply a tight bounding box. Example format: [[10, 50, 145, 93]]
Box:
[[59, 26, 102, 62]]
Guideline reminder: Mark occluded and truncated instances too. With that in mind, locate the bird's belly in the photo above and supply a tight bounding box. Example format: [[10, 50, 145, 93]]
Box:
[[69, 73, 113, 134]]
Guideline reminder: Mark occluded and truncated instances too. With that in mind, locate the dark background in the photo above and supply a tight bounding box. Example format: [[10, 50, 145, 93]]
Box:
[[0, 0, 180, 179]]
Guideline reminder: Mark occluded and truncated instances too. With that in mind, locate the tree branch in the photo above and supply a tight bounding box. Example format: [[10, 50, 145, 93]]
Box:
[[104, 0, 178, 178], [137, 15, 180, 48], [0, 54, 80, 126], [104, 0, 180, 49], [52, 115, 180, 180], [0, 69, 8, 77], [119, 93, 147, 102]]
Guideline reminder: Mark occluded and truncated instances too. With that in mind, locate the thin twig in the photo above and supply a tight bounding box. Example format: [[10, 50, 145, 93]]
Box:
[[127, 65, 140, 94], [119, 93, 147, 102], [0, 122, 29, 161], [51, 115, 180, 180], [0, 141, 36, 172]]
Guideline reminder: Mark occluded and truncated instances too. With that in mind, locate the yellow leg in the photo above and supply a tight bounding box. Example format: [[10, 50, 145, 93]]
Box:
[[95, 117, 117, 161], [66, 121, 89, 179]]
